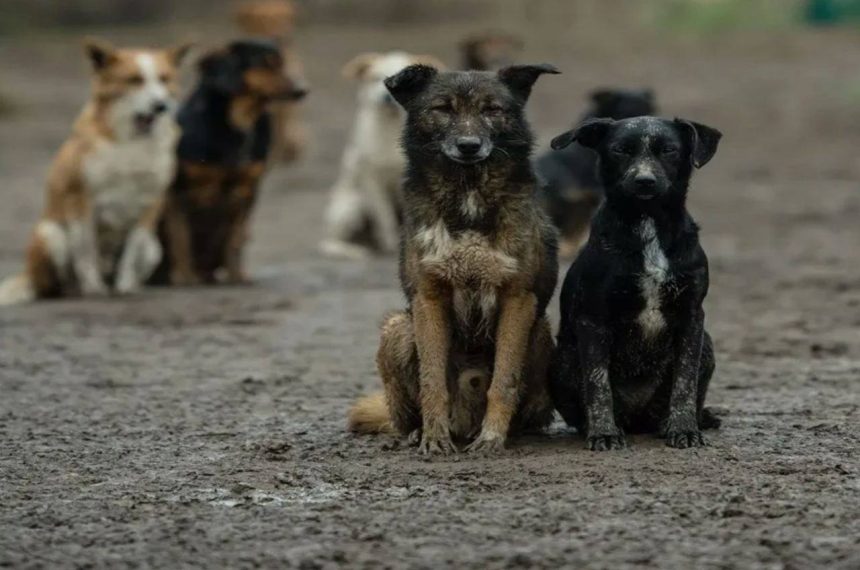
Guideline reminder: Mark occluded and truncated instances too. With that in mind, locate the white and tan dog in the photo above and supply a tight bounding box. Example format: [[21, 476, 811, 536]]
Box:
[[0, 38, 190, 305], [320, 51, 444, 259]]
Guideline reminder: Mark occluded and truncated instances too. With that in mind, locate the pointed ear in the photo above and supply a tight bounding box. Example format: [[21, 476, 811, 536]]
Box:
[[589, 89, 617, 108], [83, 37, 117, 71], [551, 118, 614, 150], [341, 53, 382, 80], [674, 118, 722, 168], [167, 41, 195, 67], [199, 49, 243, 94], [384, 64, 438, 107], [498, 63, 560, 101]]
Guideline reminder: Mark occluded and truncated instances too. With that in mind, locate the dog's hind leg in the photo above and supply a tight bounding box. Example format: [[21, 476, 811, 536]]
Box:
[[26, 220, 72, 299], [514, 316, 556, 434], [376, 311, 422, 438]]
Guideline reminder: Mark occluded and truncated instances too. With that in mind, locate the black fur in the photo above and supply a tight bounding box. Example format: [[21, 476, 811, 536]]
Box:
[[150, 39, 306, 285], [549, 116, 723, 450], [535, 89, 656, 240]]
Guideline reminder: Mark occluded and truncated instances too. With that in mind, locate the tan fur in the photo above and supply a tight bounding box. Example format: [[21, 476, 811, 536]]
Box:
[[0, 38, 189, 305], [348, 392, 393, 434]]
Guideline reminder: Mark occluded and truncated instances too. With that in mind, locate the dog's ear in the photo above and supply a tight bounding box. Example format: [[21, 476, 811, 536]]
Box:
[[83, 37, 118, 71], [199, 48, 244, 94], [550, 118, 614, 150], [167, 41, 195, 67], [589, 89, 618, 109], [498, 63, 560, 101], [410, 54, 447, 71], [384, 64, 438, 107], [674, 118, 722, 168], [342, 53, 382, 80]]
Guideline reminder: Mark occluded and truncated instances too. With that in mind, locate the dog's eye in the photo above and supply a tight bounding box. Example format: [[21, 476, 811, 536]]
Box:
[[158, 73, 171, 84], [127, 75, 144, 86], [661, 145, 680, 156], [610, 144, 634, 156], [431, 102, 454, 113], [482, 103, 504, 115]]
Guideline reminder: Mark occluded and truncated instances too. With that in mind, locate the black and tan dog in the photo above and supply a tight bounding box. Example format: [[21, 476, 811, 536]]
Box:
[[349, 64, 560, 454], [549, 116, 722, 451], [153, 39, 307, 286], [536, 88, 655, 257]]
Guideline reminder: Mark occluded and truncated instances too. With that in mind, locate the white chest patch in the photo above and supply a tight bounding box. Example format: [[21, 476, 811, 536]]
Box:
[[637, 218, 669, 338], [416, 220, 518, 288], [460, 191, 483, 220], [83, 124, 177, 263]]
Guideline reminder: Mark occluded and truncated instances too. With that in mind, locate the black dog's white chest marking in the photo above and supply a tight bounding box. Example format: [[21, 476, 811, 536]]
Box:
[[636, 218, 669, 338]]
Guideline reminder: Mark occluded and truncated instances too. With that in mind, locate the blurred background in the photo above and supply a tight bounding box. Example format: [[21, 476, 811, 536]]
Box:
[[1, 0, 858, 349]]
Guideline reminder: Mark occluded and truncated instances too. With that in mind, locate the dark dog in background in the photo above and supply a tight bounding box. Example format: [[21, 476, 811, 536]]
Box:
[[460, 32, 523, 71], [536, 88, 655, 257], [349, 64, 560, 454], [549, 116, 722, 450], [153, 39, 307, 286], [234, 0, 309, 163]]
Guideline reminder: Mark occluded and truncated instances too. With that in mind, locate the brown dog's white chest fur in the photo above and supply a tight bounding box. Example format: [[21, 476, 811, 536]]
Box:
[[417, 220, 518, 330], [84, 125, 177, 267]]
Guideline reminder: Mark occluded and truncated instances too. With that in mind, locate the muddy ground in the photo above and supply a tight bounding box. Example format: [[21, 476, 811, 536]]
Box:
[[1, 12, 859, 569]]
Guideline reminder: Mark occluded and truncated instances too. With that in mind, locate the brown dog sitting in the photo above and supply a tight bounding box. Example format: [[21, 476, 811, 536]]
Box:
[[234, 0, 308, 163], [152, 40, 307, 286]]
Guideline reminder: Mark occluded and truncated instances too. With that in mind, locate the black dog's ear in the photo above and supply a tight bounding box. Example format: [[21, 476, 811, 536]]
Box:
[[551, 117, 614, 150], [589, 89, 617, 109], [384, 64, 438, 107], [674, 118, 722, 168], [498, 63, 560, 101], [199, 48, 244, 94]]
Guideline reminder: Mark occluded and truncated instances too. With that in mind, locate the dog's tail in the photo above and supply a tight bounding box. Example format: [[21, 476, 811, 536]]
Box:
[[0, 274, 34, 306], [348, 392, 393, 434]]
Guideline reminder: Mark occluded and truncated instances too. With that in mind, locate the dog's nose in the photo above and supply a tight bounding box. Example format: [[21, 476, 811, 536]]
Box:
[[151, 101, 169, 115], [290, 87, 309, 100], [634, 173, 657, 190], [456, 136, 483, 156]]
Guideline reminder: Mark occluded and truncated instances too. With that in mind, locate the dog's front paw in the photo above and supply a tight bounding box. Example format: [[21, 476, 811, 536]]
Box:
[[418, 424, 457, 455], [81, 276, 109, 297], [586, 432, 627, 451], [465, 429, 506, 454], [661, 415, 706, 449], [664, 428, 706, 449], [114, 271, 141, 295]]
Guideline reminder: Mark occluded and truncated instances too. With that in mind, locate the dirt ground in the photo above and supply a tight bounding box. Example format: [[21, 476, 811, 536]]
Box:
[[0, 12, 859, 569]]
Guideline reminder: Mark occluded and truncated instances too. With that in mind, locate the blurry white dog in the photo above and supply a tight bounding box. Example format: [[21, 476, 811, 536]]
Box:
[[320, 51, 444, 258]]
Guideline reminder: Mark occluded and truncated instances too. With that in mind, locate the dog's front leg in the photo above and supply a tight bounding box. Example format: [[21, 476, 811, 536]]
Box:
[[662, 307, 707, 448], [413, 281, 456, 455], [577, 318, 625, 451], [223, 207, 252, 284], [64, 196, 107, 297], [115, 196, 164, 294], [467, 290, 536, 453]]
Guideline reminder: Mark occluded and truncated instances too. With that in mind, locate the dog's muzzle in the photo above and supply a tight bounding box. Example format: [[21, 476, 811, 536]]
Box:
[[443, 136, 493, 165]]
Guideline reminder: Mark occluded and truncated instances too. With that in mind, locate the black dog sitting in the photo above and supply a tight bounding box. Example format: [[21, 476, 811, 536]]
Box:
[[535, 89, 655, 257], [549, 115, 722, 450]]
